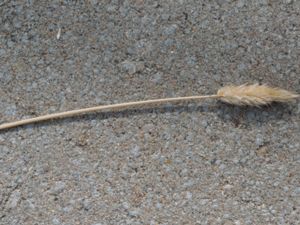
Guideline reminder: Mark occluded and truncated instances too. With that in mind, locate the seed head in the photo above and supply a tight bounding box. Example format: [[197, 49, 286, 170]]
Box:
[[217, 84, 299, 106]]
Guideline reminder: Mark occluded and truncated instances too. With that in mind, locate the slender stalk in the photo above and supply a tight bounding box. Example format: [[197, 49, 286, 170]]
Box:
[[0, 94, 219, 130]]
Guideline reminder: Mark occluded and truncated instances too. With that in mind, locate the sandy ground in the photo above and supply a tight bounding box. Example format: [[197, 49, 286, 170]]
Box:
[[0, 1, 299, 224]]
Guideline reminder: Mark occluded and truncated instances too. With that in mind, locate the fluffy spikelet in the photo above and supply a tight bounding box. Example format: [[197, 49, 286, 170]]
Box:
[[217, 84, 299, 106]]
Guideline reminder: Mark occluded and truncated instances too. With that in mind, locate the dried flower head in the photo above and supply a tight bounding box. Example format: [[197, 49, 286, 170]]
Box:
[[217, 84, 299, 106]]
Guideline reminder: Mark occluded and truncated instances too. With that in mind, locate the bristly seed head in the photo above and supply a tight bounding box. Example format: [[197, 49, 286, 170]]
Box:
[[217, 84, 299, 106]]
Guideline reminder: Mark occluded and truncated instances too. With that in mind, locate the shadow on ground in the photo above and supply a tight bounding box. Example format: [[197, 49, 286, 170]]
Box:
[[1, 102, 296, 133]]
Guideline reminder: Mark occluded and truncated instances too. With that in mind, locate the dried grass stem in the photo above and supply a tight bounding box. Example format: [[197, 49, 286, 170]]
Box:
[[0, 95, 218, 130], [0, 84, 298, 131]]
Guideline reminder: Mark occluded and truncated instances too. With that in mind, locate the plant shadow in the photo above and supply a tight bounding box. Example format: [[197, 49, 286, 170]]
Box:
[[1, 101, 297, 133], [215, 102, 295, 127]]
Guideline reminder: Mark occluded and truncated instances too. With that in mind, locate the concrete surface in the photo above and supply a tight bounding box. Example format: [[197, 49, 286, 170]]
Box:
[[0, 1, 299, 225]]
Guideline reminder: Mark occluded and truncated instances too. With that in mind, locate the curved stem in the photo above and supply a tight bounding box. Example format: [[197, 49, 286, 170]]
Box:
[[0, 94, 220, 130]]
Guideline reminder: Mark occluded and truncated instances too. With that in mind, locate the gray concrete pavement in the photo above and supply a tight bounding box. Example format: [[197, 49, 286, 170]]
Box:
[[0, 1, 299, 224]]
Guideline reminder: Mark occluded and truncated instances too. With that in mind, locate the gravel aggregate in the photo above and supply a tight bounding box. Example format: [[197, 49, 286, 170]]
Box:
[[0, 1, 300, 225]]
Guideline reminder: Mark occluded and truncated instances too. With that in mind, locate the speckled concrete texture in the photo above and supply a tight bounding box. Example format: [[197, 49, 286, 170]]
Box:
[[0, 1, 300, 225]]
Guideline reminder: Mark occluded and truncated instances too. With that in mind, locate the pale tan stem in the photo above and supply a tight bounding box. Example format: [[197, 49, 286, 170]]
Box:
[[0, 94, 219, 131]]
